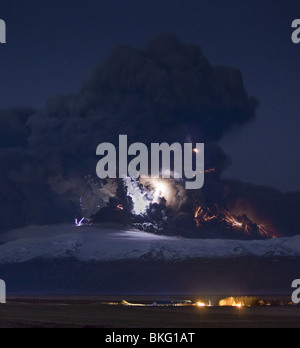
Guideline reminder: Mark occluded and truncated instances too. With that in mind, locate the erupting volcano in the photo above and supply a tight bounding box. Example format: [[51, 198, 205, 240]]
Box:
[[88, 173, 280, 240], [194, 204, 277, 239], [1, 35, 300, 242]]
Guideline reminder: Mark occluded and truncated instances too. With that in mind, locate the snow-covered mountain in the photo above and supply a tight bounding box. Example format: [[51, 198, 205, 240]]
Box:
[[0, 224, 299, 294], [0, 224, 300, 264]]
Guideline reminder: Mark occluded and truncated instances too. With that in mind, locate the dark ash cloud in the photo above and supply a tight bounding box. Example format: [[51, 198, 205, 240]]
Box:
[[1, 34, 298, 239], [26, 34, 258, 219]]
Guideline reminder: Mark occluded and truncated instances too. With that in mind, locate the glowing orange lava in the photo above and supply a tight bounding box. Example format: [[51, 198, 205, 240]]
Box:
[[194, 203, 276, 238]]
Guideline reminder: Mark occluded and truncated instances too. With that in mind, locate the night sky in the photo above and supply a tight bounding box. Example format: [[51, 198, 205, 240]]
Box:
[[1, 0, 300, 193]]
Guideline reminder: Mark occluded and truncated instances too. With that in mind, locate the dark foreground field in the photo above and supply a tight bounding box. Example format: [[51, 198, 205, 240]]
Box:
[[0, 296, 299, 328]]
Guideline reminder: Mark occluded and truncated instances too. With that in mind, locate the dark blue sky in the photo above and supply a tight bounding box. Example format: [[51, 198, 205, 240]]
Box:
[[1, 0, 300, 191]]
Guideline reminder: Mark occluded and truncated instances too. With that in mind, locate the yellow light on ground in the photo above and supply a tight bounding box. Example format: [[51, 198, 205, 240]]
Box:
[[196, 302, 206, 307], [219, 297, 246, 308]]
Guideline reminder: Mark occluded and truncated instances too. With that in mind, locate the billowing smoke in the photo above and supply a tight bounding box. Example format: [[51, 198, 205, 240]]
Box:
[[219, 180, 300, 238], [0, 34, 299, 239], [0, 108, 76, 232], [121, 177, 186, 215], [27, 34, 256, 211]]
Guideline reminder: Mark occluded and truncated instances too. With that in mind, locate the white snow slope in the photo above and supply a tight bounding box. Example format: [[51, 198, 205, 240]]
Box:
[[0, 224, 299, 264]]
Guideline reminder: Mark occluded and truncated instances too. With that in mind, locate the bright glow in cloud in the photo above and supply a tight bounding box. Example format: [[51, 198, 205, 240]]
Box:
[[123, 177, 171, 215]]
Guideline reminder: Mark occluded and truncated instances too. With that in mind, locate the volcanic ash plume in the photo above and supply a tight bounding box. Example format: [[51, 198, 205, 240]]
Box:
[[0, 35, 299, 239]]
